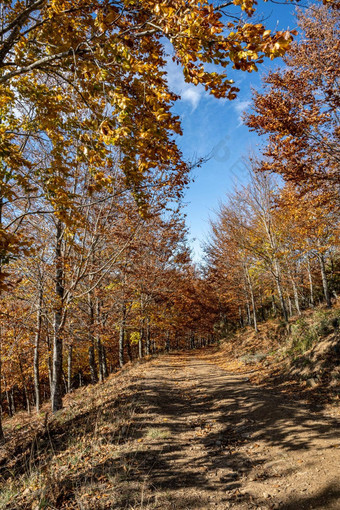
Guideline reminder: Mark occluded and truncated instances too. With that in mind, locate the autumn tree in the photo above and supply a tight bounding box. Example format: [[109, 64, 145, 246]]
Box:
[[205, 164, 339, 332], [246, 4, 340, 204], [1, 0, 335, 439]]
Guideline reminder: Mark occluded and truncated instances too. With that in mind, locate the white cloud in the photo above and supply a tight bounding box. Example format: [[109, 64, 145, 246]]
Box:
[[165, 55, 204, 111], [233, 99, 251, 126], [181, 88, 202, 110]]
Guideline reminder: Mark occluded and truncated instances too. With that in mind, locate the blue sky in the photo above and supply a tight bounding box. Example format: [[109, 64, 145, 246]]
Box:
[[166, 1, 300, 262]]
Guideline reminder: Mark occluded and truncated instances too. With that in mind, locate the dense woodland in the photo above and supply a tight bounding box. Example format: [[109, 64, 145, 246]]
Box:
[[0, 0, 339, 445]]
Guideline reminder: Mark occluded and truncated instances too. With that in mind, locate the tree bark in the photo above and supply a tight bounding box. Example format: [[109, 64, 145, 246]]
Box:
[[0, 196, 5, 441], [306, 256, 314, 308], [245, 267, 258, 333], [10, 388, 15, 416], [239, 306, 244, 328], [95, 302, 106, 381], [44, 316, 52, 392], [246, 301, 251, 326], [165, 330, 170, 352], [0, 328, 5, 442], [51, 219, 65, 412], [88, 340, 97, 384], [5, 386, 12, 417], [145, 319, 150, 356], [18, 353, 31, 413], [273, 260, 288, 321], [102, 343, 108, 378], [289, 272, 301, 316], [260, 291, 265, 321], [287, 294, 293, 317], [119, 303, 126, 368], [243, 280, 251, 326], [318, 252, 331, 308], [67, 344, 73, 392], [126, 331, 133, 362], [138, 324, 144, 359], [96, 338, 104, 382], [34, 287, 43, 412], [88, 294, 98, 384], [271, 292, 277, 317], [139, 296, 144, 359]]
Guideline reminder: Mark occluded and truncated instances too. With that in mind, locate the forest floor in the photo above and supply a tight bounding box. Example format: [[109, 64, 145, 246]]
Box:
[[2, 349, 340, 510], [129, 352, 340, 510]]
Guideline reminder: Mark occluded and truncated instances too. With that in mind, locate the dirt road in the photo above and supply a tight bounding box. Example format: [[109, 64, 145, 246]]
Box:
[[126, 352, 340, 509]]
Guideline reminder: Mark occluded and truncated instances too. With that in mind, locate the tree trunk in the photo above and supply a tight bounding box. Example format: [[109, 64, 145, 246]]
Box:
[[145, 319, 150, 356], [88, 340, 97, 384], [62, 370, 68, 394], [102, 344, 108, 378], [18, 353, 31, 413], [239, 306, 244, 328], [307, 256, 314, 308], [119, 303, 126, 368], [95, 301, 107, 381], [126, 331, 133, 362], [0, 197, 6, 441], [51, 220, 65, 412], [271, 293, 277, 317], [273, 260, 288, 321], [260, 292, 265, 321], [290, 274, 301, 316], [245, 267, 258, 333], [246, 301, 251, 326], [34, 287, 43, 412], [45, 317, 53, 393], [67, 344, 73, 391], [138, 323, 144, 359], [5, 386, 12, 417], [165, 330, 170, 352], [10, 388, 15, 416], [287, 294, 293, 317], [139, 296, 144, 358], [88, 294, 98, 384], [0, 331, 5, 442], [96, 338, 104, 382], [318, 252, 331, 308]]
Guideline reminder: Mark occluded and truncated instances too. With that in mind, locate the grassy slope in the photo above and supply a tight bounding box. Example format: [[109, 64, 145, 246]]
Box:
[[211, 302, 340, 403], [0, 360, 154, 510]]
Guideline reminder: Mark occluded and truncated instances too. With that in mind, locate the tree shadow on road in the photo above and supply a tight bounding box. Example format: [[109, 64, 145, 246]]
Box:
[[2, 353, 339, 509]]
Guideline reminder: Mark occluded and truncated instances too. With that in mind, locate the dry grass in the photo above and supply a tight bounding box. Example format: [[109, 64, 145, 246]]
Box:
[[203, 302, 340, 405], [0, 362, 159, 510]]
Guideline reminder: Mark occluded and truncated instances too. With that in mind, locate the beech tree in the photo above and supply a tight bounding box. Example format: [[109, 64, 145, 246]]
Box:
[[205, 166, 339, 331], [246, 4, 340, 204], [1, 0, 337, 440], [0, 180, 219, 432], [0, 0, 300, 423], [0, 0, 298, 238]]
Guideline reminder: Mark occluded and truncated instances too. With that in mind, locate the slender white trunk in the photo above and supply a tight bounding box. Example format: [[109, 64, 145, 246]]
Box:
[[51, 220, 64, 412], [318, 252, 331, 308], [307, 256, 314, 308], [34, 287, 43, 412]]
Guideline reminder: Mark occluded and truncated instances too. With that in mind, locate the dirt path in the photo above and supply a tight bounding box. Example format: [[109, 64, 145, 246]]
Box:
[[127, 352, 340, 510]]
